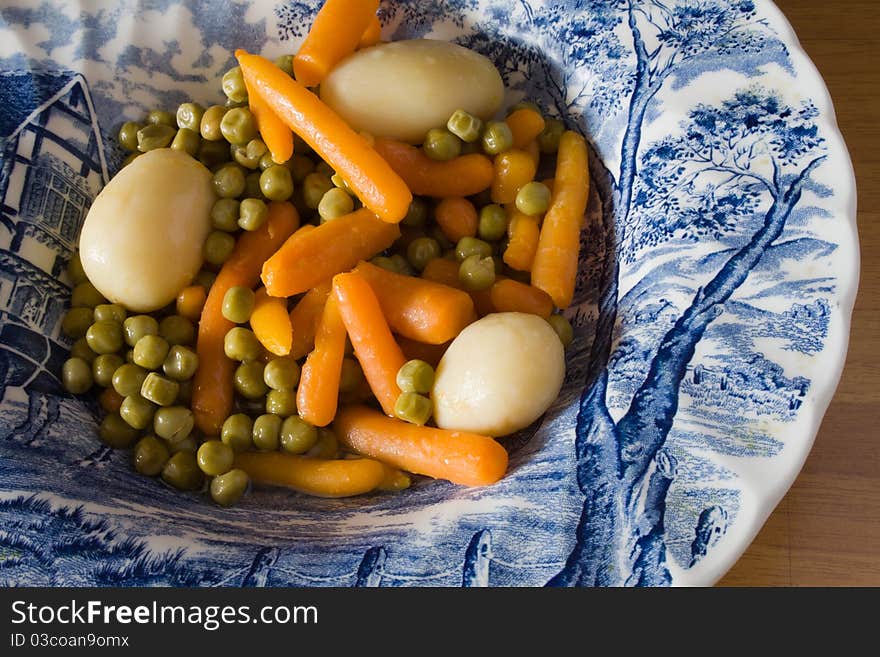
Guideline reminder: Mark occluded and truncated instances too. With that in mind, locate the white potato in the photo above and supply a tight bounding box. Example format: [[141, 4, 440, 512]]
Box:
[[79, 148, 214, 312], [320, 39, 505, 144], [432, 312, 565, 436]]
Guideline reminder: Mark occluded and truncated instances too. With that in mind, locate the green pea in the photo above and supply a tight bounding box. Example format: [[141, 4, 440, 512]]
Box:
[[61, 357, 93, 394], [193, 270, 217, 291], [390, 254, 415, 276], [260, 165, 294, 201], [146, 109, 176, 128], [447, 109, 483, 143], [258, 150, 280, 170], [197, 440, 234, 476], [70, 337, 97, 364], [478, 204, 508, 241], [198, 138, 230, 168], [396, 359, 434, 394], [548, 314, 574, 348], [136, 124, 175, 152], [265, 390, 297, 417], [234, 361, 268, 399], [224, 327, 262, 362], [99, 413, 139, 449], [339, 357, 364, 394], [161, 451, 204, 491], [243, 171, 264, 199], [92, 353, 124, 388], [153, 406, 194, 443], [481, 120, 513, 155], [125, 350, 135, 363], [314, 160, 334, 177], [162, 345, 199, 381], [318, 187, 354, 222], [86, 320, 124, 355], [330, 173, 355, 194], [538, 118, 565, 154], [112, 363, 148, 397], [221, 66, 248, 103], [423, 128, 461, 161], [220, 287, 254, 324], [280, 416, 318, 454], [458, 254, 496, 291], [167, 434, 198, 454], [159, 315, 195, 347], [221, 414, 254, 452], [394, 392, 432, 425], [176, 102, 205, 131], [66, 252, 88, 285], [306, 427, 339, 459], [233, 138, 268, 169], [133, 435, 171, 476], [120, 394, 156, 430], [62, 307, 95, 339], [220, 107, 258, 146], [302, 172, 334, 209], [118, 121, 142, 152], [170, 127, 201, 156], [288, 154, 315, 182], [407, 237, 441, 271], [211, 198, 241, 232], [429, 225, 454, 251], [176, 379, 193, 405], [200, 105, 227, 141], [123, 315, 159, 347], [238, 198, 268, 231], [71, 281, 106, 308], [203, 230, 236, 266], [263, 357, 301, 391], [92, 303, 126, 324], [455, 236, 493, 262], [274, 54, 295, 76], [133, 334, 170, 370], [210, 469, 249, 506], [370, 256, 399, 273], [515, 181, 551, 216], [141, 372, 180, 406], [213, 164, 246, 199], [401, 197, 428, 228], [253, 414, 282, 451]]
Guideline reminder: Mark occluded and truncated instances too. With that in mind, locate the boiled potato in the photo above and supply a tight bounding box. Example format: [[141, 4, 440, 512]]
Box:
[[432, 312, 565, 436], [320, 39, 504, 144], [79, 148, 214, 312]]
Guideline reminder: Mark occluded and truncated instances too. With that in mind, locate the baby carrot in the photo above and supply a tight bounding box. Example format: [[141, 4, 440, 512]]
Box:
[[244, 74, 293, 164], [192, 202, 299, 436], [234, 451, 387, 498], [237, 50, 411, 223], [261, 207, 400, 297], [489, 279, 554, 319], [355, 260, 476, 344], [506, 108, 546, 149], [358, 14, 382, 48], [503, 210, 540, 272], [434, 197, 478, 243], [250, 287, 293, 356], [396, 336, 450, 368], [531, 130, 590, 308], [297, 295, 347, 426], [372, 138, 494, 197], [332, 271, 406, 416], [491, 149, 537, 205], [176, 285, 207, 322], [334, 405, 509, 487], [293, 0, 380, 87], [288, 281, 332, 360]]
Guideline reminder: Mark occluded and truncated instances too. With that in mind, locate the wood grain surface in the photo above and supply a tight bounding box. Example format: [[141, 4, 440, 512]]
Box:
[[718, 0, 879, 586]]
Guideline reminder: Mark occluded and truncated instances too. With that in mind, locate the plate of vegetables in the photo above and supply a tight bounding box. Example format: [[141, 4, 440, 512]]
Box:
[[0, 0, 857, 587]]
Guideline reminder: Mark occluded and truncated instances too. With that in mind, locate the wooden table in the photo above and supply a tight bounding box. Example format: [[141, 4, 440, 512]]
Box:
[[718, 0, 880, 586]]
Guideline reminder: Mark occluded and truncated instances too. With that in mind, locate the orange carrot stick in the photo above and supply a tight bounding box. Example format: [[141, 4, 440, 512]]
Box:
[[192, 202, 300, 436], [261, 207, 400, 297], [332, 272, 406, 416], [373, 138, 494, 197], [250, 288, 293, 356], [434, 196, 478, 243], [288, 281, 332, 360], [358, 14, 382, 48], [489, 279, 554, 318], [506, 108, 546, 149], [293, 0, 380, 87], [503, 210, 541, 272], [396, 336, 450, 368], [234, 451, 387, 498], [491, 149, 537, 205], [355, 261, 475, 344], [334, 405, 509, 486], [237, 50, 411, 223], [420, 258, 496, 316], [531, 130, 590, 308], [244, 74, 293, 164], [297, 295, 347, 426]]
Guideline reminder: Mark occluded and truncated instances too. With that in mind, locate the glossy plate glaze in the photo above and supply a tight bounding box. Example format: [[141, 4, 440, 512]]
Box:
[[0, 0, 857, 586]]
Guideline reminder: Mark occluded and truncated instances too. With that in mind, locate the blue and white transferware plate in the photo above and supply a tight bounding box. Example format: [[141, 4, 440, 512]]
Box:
[[0, 0, 858, 586]]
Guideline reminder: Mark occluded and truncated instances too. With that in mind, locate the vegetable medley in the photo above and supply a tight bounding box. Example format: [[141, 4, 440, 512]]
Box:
[[59, 0, 590, 507]]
